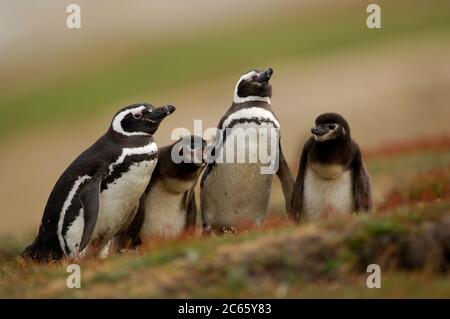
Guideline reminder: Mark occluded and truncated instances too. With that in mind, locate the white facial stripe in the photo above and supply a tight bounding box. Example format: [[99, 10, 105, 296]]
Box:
[[239, 71, 258, 82], [112, 105, 150, 136], [222, 107, 280, 129], [234, 96, 271, 104], [233, 71, 271, 104], [107, 141, 158, 176], [315, 132, 333, 142], [58, 175, 91, 254]]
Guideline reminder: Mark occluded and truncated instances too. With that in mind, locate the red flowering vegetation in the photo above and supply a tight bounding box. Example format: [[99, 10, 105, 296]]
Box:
[[364, 134, 450, 158], [134, 214, 291, 251], [211, 214, 291, 235], [138, 229, 200, 252], [260, 213, 291, 230], [377, 166, 450, 212]]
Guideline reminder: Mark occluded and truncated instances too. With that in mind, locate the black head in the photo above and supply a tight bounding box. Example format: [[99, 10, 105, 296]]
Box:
[[234, 68, 273, 103], [156, 135, 207, 183], [111, 103, 176, 136], [171, 135, 207, 168], [311, 113, 350, 142]]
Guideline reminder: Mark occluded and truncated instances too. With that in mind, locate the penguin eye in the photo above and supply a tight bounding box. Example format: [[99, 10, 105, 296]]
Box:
[[328, 124, 336, 130], [133, 112, 142, 119], [251, 75, 258, 81]]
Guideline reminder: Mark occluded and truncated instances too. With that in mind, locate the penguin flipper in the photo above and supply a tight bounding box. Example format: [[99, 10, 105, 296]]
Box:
[[292, 138, 313, 223], [184, 189, 197, 231], [276, 142, 295, 214], [79, 173, 103, 251], [351, 144, 373, 213]]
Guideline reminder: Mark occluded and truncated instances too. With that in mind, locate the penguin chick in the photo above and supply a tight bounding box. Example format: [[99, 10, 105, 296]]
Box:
[[117, 135, 207, 248], [291, 113, 372, 222], [22, 103, 176, 261]]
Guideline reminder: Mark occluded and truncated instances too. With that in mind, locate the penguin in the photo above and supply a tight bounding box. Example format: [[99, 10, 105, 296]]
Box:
[[22, 103, 176, 261], [200, 68, 294, 233], [115, 135, 207, 248], [291, 113, 372, 222]]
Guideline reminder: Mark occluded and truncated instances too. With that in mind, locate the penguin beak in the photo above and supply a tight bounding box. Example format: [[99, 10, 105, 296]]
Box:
[[201, 140, 208, 163], [145, 105, 176, 123], [257, 68, 273, 83], [162, 105, 176, 116], [192, 139, 207, 165], [311, 125, 328, 136]]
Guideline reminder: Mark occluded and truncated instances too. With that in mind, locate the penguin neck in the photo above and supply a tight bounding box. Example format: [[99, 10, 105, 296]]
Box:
[[153, 148, 204, 194], [233, 95, 271, 104], [159, 146, 205, 179], [312, 136, 352, 166], [233, 93, 271, 105], [107, 128, 155, 148], [229, 100, 272, 112]]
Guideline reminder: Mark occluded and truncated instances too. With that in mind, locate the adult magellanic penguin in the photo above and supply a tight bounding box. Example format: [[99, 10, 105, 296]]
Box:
[[291, 113, 372, 222], [22, 103, 176, 261], [200, 68, 294, 233], [115, 135, 206, 248]]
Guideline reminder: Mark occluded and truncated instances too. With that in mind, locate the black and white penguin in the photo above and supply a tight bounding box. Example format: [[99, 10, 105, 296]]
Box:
[[22, 103, 176, 261], [200, 68, 294, 233], [115, 135, 206, 248], [291, 113, 372, 222]]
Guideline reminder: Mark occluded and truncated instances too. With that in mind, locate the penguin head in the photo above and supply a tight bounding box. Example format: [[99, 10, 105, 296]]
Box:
[[111, 103, 176, 136], [311, 113, 350, 142], [171, 135, 207, 169], [234, 68, 273, 103], [158, 135, 207, 189]]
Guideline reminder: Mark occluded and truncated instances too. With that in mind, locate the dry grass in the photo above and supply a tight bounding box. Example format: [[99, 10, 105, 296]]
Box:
[[1, 136, 450, 298], [364, 134, 450, 158]]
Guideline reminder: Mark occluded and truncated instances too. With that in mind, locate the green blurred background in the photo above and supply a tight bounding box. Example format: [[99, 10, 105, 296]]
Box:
[[1, 0, 449, 236]]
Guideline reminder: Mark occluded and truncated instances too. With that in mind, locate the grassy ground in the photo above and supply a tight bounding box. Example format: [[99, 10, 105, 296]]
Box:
[[1, 137, 449, 298]]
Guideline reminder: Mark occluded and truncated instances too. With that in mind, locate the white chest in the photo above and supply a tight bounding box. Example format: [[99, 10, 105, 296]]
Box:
[[140, 182, 187, 239], [201, 107, 280, 227], [96, 160, 156, 235], [92, 142, 158, 241], [62, 142, 158, 258], [201, 161, 272, 227], [303, 165, 353, 220], [216, 107, 280, 165], [214, 121, 280, 169]]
